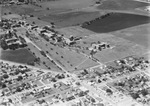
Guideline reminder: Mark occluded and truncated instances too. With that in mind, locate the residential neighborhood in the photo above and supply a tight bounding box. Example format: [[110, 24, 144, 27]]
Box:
[[0, 0, 150, 106]]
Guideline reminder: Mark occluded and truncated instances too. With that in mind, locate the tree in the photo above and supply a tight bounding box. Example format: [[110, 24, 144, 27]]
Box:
[[1, 83, 6, 88], [106, 89, 113, 95], [51, 22, 54, 25], [14, 70, 20, 75], [38, 17, 41, 20], [30, 15, 34, 17], [46, 7, 50, 10], [141, 89, 148, 96], [17, 76, 23, 81], [3, 74, 9, 79], [32, 21, 35, 24], [34, 57, 40, 63], [40, 51, 47, 57], [16, 87, 22, 92], [51, 78, 56, 82], [83, 69, 88, 74], [27, 62, 35, 66], [43, 61, 46, 64], [130, 93, 139, 99], [18, 0, 24, 2]]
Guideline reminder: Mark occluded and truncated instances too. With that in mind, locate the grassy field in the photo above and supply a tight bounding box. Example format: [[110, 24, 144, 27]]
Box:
[[27, 43, 62, 72], [67, 33, 148, 64], [82, 13, 150, 33], [91, 34, 148, 63], [32, 35, 88, 71], [26, 17, 51, 27], [40, 11, 101, 28], [0, 48, 35, 64], [97, 0, 149, 10], [56, 26, 95, 38], [74, 58, 99, 71], [2, 4, 41, 15], [39, 0, 95, 10], [2, 0, 102, 28], [111, 23, 150, 48]]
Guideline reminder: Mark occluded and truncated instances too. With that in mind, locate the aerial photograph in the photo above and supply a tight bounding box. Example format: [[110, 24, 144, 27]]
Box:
[[0, 0, 150, 106]]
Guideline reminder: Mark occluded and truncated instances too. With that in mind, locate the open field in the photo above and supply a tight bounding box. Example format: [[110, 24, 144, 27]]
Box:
[[26, 43, 62, 72], [26, 17, 52, 27], [74, 58, 99, 71], [51, 28, 149, 64], [1, 1, 150, 106], [0, 48, 35, 64], [97, 0, 149, 10], [69, 33, 148, 63], [56, 26, 95, 38], [3, 4, 103, 28], [82, 13, 150, 33], [32, 35, 88, 71], [92, 34, 148, 63], [1, 0, 149, 70], [111, 23, 150, 48], [40, 11, 101, 28], [39, 0, 95, 10], [1, 0, 107, 28], [2, 4, 42, 15]]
